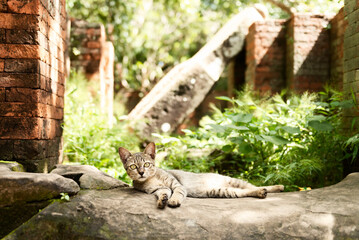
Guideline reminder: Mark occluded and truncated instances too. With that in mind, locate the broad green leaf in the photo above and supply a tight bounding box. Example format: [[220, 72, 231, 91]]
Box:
[[308, 120, 333, 132], [209, 124, 226, 133], [215, 96, 233, 102], [261, 135, 290, 145], [308, 115, 326, 122], [281, 126, 301, 134], [230, 113, 253, 123], [237, 143, 253, 154], [229, 136, 244, 144], [222, 145, 233, 153], [224, 124, 250, 131]]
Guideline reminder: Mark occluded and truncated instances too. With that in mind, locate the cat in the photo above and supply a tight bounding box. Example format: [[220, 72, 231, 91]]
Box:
[[118, 142, 284, 209]]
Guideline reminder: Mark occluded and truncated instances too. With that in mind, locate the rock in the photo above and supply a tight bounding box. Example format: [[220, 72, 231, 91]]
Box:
[[0, 201, 51, 238], [5, 173, 359, 239], [0, 161, 24, 172], [50, 164, 129, 189], [0, 172, 80, 207], [128, 7, 265, 138]]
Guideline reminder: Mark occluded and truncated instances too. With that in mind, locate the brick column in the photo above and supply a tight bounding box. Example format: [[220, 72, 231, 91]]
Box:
[[245, 19, 287, 94], [0, 0, 67, 172], [330, 8, 347, 90], [70, 19, 105, 80], [286, 14, 332, 93], [343, 0, 359, 130]]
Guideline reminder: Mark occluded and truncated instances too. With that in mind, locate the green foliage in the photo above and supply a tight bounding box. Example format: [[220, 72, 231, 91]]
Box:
[[60, 193, 70, 202], [63, 72, 140, 183], [156, 88, 355, 191]]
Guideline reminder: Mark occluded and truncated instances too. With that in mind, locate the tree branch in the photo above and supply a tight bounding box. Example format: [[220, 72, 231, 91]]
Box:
[[264, 0, 296, 16]]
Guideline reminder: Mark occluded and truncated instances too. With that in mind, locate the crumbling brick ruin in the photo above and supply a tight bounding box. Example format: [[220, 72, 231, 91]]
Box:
[[0, 0, 67, 172], [243, 13, 341, 94], [70, 19, 114, 126]]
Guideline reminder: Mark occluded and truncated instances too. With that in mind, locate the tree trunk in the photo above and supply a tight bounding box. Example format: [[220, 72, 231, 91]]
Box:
[[128, 7, 265, 139]]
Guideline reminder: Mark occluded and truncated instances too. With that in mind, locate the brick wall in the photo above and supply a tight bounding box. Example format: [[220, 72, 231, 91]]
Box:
[[330, 8, 347, 90], [343, 0, 359, 130], [242, 13, 341, 94], [286, 14, 332, 93], [70, 19, 105, 80], [0, 0, 66, 172], [245, 19, 286, 95], [69, 18, 114, 126]]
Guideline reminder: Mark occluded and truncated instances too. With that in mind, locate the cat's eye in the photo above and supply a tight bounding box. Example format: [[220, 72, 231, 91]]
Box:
[[129, 164, 137, 170], [144, 162, 151, 168]]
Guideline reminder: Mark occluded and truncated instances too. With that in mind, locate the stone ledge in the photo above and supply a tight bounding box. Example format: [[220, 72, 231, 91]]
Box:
[[4, 172, 359, 239]]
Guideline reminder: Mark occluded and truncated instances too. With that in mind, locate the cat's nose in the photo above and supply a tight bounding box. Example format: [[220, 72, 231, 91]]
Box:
[[138, 171, 144, 176]]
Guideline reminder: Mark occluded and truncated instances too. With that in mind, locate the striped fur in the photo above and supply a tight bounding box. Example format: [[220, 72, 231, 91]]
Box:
[[119, 143, 284, 209]]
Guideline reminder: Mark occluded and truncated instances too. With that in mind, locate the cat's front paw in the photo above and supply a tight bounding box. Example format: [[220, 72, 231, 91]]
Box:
[[167, 198, 181, 208], [157, 194, 168, 209]]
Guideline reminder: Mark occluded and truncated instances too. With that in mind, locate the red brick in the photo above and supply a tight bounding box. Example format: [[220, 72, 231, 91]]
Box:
[[41, 119, 62, 139], [0, 73, 40, 88], [0, 59, 4, 72], [0, 29, 5, 43], [0, 13, 40, 30], [0, 87, 5, 101], [0, 0, 8, 12], [6, 29, 39, 44], [0, 102, 63, 119], [5, 59, 40, 73], [87, 41, 101, 49], [7, 0, 41, 15], [5, 88, 41, 103], [0, 117, 41, 139], [0, 44, 40, 59], [0, 140, 13, 160], [13, 139, 47, 160]]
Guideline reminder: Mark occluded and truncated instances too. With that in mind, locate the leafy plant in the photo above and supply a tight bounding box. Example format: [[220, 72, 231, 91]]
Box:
[[62, 72, 141, 183], [156, 88, 355, 191], [60, 193, 70, 202]]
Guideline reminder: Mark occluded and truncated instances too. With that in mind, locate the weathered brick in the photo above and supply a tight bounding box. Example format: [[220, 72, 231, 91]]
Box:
[[0, 44, 39, 59], [5, 59, 40, 73], [41, 118, 62, 139], [0, 87, 4, 101], [0, 140, 14, 160], [0, 13, 40, 30], [7, 0, 41, 15], [0, 117, 41, 139], [0, 59, 4, 72], [0, 102, 63, 119], [6, 29, 38, 44], [0, 73, 40, 88], [0, 29, 5, 43], [13, 139, 47, 160], [6, 88, 41, 103]]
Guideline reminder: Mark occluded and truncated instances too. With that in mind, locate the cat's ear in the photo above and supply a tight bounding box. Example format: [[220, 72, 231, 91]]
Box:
[[118, 147, 132, 164], [144, 142, 156, 160]]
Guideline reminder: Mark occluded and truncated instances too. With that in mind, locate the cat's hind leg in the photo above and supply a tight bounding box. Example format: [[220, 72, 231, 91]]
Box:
[[261, 185, 284, 193], [206, 187, 267, 199], [225, 176, 284, 193]]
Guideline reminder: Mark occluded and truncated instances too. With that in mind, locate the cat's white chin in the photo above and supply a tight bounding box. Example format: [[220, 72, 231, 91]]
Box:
[[135, 176, 148, 181]]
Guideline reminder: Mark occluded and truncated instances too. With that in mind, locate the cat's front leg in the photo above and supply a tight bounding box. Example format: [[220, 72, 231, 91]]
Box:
[[152, 188, 172, 209], [168, 186, 187, 208]]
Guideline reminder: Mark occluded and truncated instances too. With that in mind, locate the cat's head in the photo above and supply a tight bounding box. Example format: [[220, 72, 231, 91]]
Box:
[[118, 142, 157, 182]]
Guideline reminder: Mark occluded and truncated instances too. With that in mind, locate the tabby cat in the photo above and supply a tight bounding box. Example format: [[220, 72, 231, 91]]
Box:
[[119, 142, 284, 209]]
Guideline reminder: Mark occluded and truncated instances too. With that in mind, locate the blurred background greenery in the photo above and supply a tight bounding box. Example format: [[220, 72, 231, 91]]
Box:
[[63, 0, 358, 191]]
